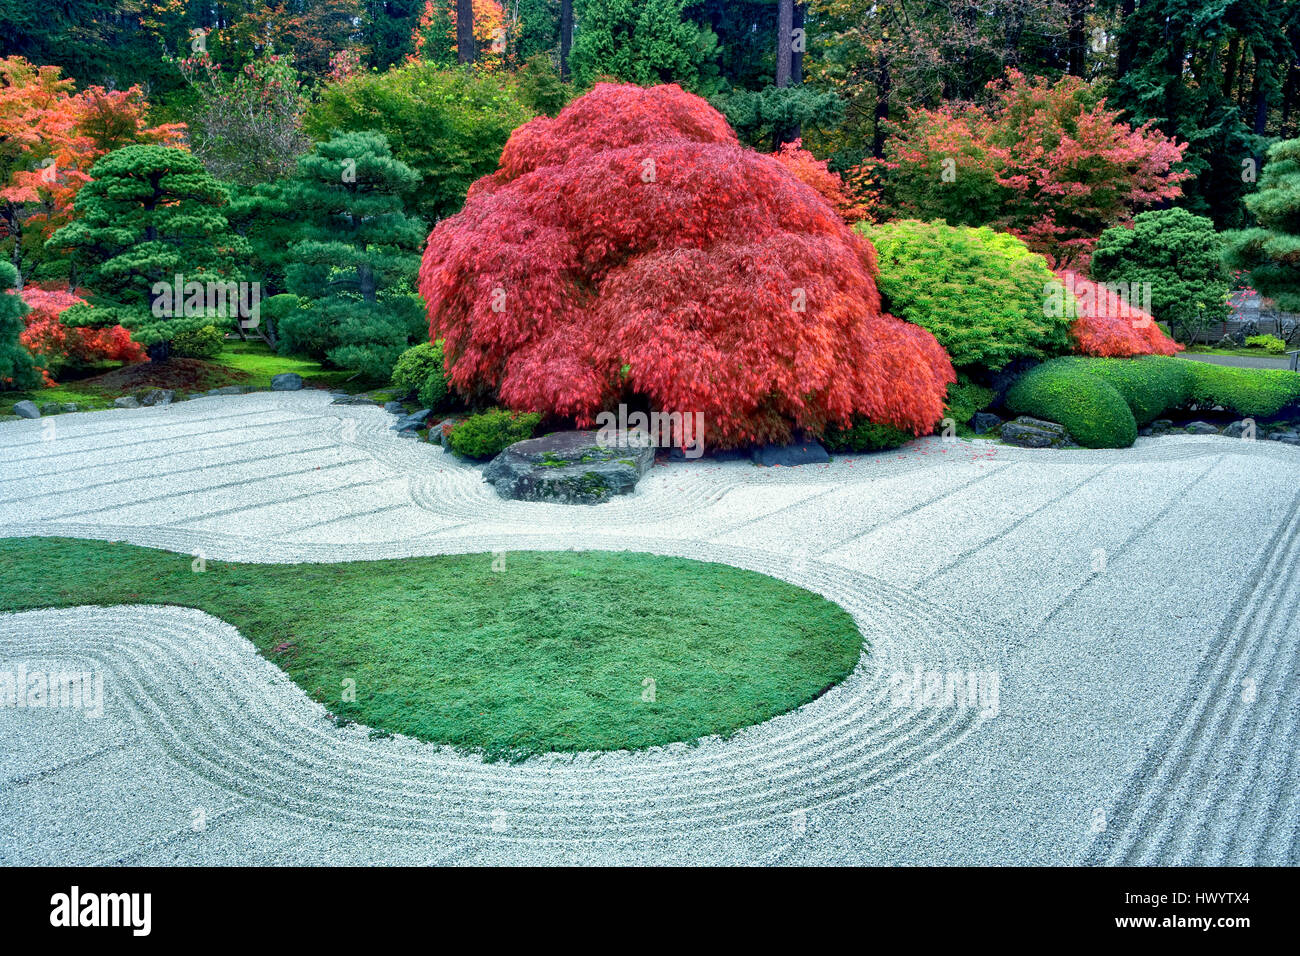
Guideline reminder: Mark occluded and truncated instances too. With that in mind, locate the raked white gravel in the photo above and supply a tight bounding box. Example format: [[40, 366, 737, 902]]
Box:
[[0, 391, 1297, 865]]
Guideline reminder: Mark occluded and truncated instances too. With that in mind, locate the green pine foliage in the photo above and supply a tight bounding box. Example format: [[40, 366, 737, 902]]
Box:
[[277, 131, 428, 380], [1224, 138, 1300, 313], [859, 220, 1072, 371], [1091, 208, 1229, 341], [225, 181, 300, 296], [0, 261, 41, 390], [44, 145, 250, 361], [570, 0, 722, 94]]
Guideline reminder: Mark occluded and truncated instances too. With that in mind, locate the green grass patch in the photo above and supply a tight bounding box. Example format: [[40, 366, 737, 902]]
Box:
[[214, 340, 377, 393], [0, 538, 864, 761]]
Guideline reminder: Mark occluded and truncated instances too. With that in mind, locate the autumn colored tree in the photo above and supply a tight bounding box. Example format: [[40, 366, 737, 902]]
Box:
[[17, 284, 144, 381], [0, 57, 184, 287], [420, 83, 955, 449], [411, 0, 504, 66], [878, 70, 1191, 263], [46, 145, 249, 362], [1053, 270, 1183, 358], [773, 139, 872, 223]]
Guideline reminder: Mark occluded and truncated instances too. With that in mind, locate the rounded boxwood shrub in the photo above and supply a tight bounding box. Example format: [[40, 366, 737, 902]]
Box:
[[391, 341, 450, 409], [170, 323, 225, 360], [1245, 334, 1287, 355], [858, 219, 1073, 371], [1005, 361, 1138, 448], [445, 408, 542, 459]]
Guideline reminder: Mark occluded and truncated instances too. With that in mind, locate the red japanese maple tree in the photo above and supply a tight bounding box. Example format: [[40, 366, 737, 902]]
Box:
[[420, 83, 954, 448], [1056, 271, 1182, 358], [17, 285, 144, 384]]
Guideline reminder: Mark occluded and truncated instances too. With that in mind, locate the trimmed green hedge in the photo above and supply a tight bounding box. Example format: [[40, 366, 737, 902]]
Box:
[[1188, 363, 1300, 418], [1005, 356, 1300, 447], [1051, 356, 1191, 425], [1005, 362, 1138, 448]]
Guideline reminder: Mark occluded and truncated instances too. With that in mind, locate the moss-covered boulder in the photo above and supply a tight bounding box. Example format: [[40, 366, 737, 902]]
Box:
[[483, 430, 655, 504]]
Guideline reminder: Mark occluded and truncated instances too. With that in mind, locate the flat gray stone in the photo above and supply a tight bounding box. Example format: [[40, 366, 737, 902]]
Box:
[[483, 430, 654, 503], [972, 412, 1003, 435], [1186, 421, 1221, 435], [391, 409, 430, 433], [113, 396, 140, 409], [12, 400, 39, 419], [751, 439, 830, 466], [271, 373, 304, 391], [1000, 416, 1073, 449]]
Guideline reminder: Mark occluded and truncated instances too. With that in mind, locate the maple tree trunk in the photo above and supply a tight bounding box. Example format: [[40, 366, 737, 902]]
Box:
[[560, 0, 573, 80], [776, 0, 793, 88], [457, 0, 475, 64]]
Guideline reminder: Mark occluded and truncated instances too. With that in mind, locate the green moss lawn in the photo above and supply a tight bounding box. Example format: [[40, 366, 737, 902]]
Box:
[[0, 538, 863, 760]]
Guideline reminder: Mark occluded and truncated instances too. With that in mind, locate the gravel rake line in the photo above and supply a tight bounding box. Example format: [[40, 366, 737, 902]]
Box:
[[1082, 489, 1300, 864], [0, 554, 998, 849]]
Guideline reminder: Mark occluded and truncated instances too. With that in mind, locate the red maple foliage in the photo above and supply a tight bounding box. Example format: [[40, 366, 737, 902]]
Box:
[[772, 140, 873, 224], [420, 83, 954, 448], [17, 285, 145, 384], [877, 70, 1190, 265], [1056, 271, 1183, 357]]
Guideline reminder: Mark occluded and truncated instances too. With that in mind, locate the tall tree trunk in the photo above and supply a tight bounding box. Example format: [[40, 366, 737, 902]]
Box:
[[872, 52, 891, 159], [1223, 34, 1241, 99], [1252, 56, 1270, 144], [1067, 0, 1087, 76], [792, 3, 804, 84], [1117, 0, 1137, 78], [457, 0, 475, 64], [776, 0, 793, 88], [560, 0, 573, 80], [1282, 62, 1296, 128]]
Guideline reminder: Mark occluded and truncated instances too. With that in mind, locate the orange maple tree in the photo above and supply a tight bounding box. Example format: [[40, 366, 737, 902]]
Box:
[[0, 56, 185, 286], [420, 83, 954, 449]]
